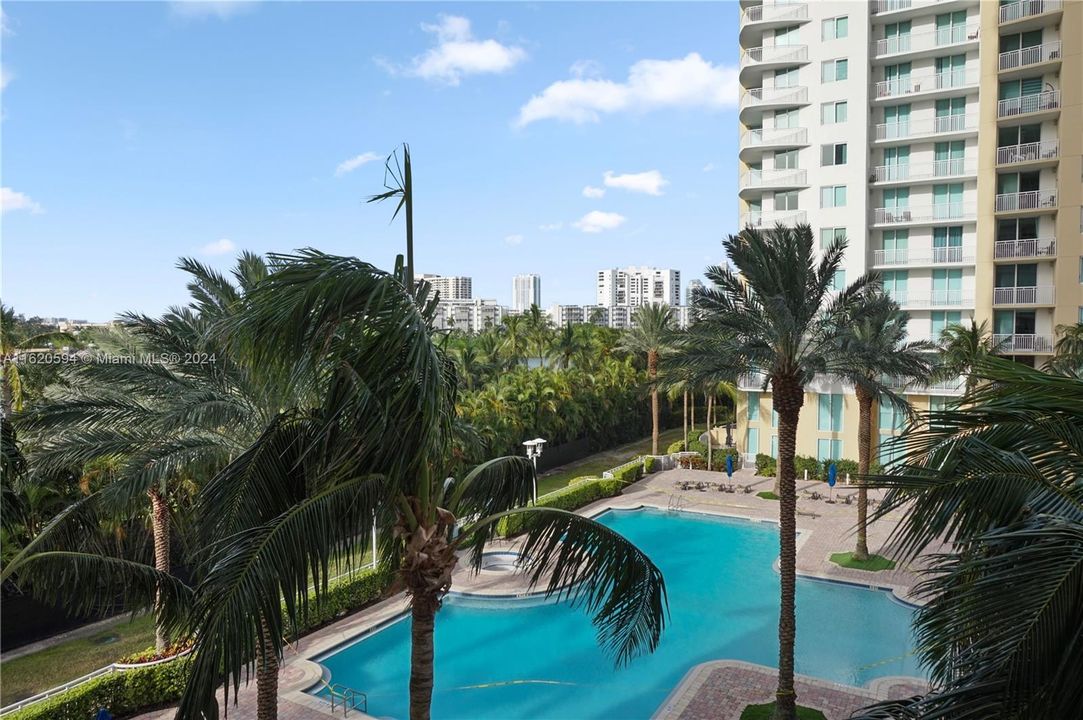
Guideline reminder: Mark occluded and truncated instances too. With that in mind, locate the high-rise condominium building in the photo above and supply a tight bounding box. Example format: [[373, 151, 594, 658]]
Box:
[[419, 274, 472, 301], [686, 279, 706, 305], [512, 274, 542, 312], [736, 0, 1082, 466], [433, 299, 503, 334], [596, 267, 682, 307]]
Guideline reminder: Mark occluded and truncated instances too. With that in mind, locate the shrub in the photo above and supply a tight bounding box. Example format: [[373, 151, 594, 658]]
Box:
[[687, 438, 709, 456], [9, 565, 394, 720], [611, 461, 644, 486], [644, 456, 658, 474], [794, 455, 820, 480], [665, 439, 686, 454], [498, 478, 624, 537], [821, 458, 859, 482], [755, 453, 776, 476], [687, 455, 707, 470]]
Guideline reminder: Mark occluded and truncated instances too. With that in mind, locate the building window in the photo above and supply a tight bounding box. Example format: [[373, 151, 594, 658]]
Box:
[[774, 67, 799, 88], [772, 409, 778, 428], [747, 392, 760, 422], [879, 402, 906, 432], [775, 191, 799, 211], [820, 185, 847, 208], [1079, 257, 1083, 283], [774, 149, 798, 170], [821, 58, 849, 83], [817, 438, 843, 462], [831, 270, 846, 291], [747, 428, 760, 455], [771, 435, 778, 459], [774, 108, 799, 129], [822, 16, 848, 40], [818, 393, 843, 432], [821, 143, 848, 166], [821, 101, 848, 125], [931, 310, 962, 338], [820, 227, 846, 249], [878, 435, 902, 466]]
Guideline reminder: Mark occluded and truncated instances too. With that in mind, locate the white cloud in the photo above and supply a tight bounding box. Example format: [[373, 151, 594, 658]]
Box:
[[569, 59, 603, 79], [169, 1, 257, 20], [335, 151, 381, 177], [516, 52, 738, 127], [200, 238, 236, 256], [382, 15, 526, 86], [603, 170, 668, 196], [1, 188, 43, 214], [1, 9, 13, 35], [538, 222, 563, 232], [702, 162, 716, 173], [0, 66, 11, 92], [573, 211, 626, 234], [504, 234, 524, 246], [582, 185, 606, 199]]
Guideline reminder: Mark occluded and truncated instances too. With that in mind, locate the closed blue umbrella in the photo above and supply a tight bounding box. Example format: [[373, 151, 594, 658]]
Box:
[[828, 463, 837, 487], [726, 454, 734, 478]]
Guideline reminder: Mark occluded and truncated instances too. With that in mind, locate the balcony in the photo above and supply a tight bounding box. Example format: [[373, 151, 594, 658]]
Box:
[[994, 189, 1057, 214], [872, 203, 977, 226], [993, 237, 1056, 260], [741, 44, 809, 67], [872, 0, 935, 14], [874, 115, 975, 143], [996, 139, 1059, 166], [992, 285, 1055, 306], [872, 158, 976, 184], [894, 290, 974, 309], [993, 333, 1054, 353], [740, 127, 808, 157], [999, 41, 1062, 73], [872, 246, 976, 267], [738, 372, 769, 391], [740, 86, 809, 114], [998, 90, 1060, 120], [873, 70, 979, 101], [741, 209, 807, 228], [739, 168, 808, 194], [873, 24, 979, 59], [742, 2, 808, 25], [999, 0, 1063, 24], [890, 375, 966, 396]]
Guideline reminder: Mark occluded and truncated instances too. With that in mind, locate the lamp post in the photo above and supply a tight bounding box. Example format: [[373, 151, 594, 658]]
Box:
[[522, 437, 547, 503]]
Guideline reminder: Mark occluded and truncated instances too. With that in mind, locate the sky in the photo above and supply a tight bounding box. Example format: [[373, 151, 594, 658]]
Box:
[[1, 1, 741, 321]]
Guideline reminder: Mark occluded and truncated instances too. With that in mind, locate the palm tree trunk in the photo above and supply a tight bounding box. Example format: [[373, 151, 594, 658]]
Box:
[[257, 620, 279, 720], [854, 387, 873, 562], [148, 488, 170, 652], [690, 393, 695, 437], [648, 350, 659, 456], [409, 595, 439, 720], [2, 364, 12, 418], [706, 394, 713, 471], [683, 391, 688, 450], [772, 378, 804, 720]]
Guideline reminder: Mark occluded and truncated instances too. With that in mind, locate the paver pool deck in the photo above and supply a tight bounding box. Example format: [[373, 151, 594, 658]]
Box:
[[134, 467, 933, 720]]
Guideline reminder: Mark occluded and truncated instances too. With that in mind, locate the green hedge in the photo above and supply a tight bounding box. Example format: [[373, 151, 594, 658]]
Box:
[[665, 439, 685, 454], [794, 454, 819, 479], [498, 477, 625, 537], [687, 438, 709, 456], [755, 453, 776, 477], [8, 565, 393, 720], [644, 456, 658, 473]]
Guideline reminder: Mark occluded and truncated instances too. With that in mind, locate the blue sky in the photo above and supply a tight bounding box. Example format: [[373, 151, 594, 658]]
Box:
[[2, 1, 740, 321]]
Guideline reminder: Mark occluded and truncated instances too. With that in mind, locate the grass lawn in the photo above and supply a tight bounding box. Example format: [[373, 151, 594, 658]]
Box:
[[757, 491, 780, 501], [740, 701, 828, 720], [829, 552, 897, 572], [0, 613, 157, 705], [536, 426, 689, 496]]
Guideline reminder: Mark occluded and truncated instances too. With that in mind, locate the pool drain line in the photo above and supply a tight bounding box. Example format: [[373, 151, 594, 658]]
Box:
[[450, 679, 581, 690]]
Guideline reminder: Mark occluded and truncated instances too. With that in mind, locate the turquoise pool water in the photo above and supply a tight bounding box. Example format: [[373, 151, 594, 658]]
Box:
[[313, 508, 921, 719]]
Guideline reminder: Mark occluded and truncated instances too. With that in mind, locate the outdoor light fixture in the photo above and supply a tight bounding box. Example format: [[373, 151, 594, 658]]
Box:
[[522, 437, 547, 502]]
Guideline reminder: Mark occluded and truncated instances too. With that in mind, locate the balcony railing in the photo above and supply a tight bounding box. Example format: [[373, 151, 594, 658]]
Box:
[[740, 86, 809, 110], [999, 41, 1062, 72], [742, 127, 808, 148], [994, 237, 1056, 259], [738, 372, 769, 390], [993, 286, 1055, 306], [874, 24, 979, 56], [872, 247, 975, 266], [872, 0, 935, 13], [873, 70, 978, 99], [995, 189, 1057, 213], [740, 168, 807, 190], [741, 209, 807, 228], [999, 0, 1062, 23], [996, 139, 1059, 165], [874, 114, 974, 141], [743, 2, 808, 24], [894, 290, 974, 308], [993, 333, 1054, 353], [742, 45, 809, 65], [998, 90, 1060, 118], [872, 203, 976, 225], [872, 157, 975, 182]]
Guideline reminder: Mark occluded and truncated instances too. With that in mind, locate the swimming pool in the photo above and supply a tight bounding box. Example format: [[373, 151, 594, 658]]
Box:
[[312, 508, 921, 719]]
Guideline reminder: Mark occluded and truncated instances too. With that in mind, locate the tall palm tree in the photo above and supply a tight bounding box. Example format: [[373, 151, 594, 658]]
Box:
[[833, 296, 933, 561], [525, 304, 551, 366], [676, 225, 885, 720], [367, 143, 415, 289], [855, 358, 1083, 720], [177, 252, 667, 720], [1044, 322, 1083, 377], [935, 319, 1003, 394], [501, 315, 528, 368], [619, 304, 676, 456], [0, 304, 73, 417]]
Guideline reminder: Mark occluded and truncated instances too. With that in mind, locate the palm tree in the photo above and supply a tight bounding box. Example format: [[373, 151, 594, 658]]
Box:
[[833, 296, 933, 561], [367, 143, 415, 289], [676, 225, 886, 720], [935, 319, 1003, 393], [176, 252, 667, 720], [1044, 322, 1083, 377], [619, 304, 676, 456], [501, 315, 528, 368], [0, 304, 73, 417], [525, 304, 551, 366], [855, 358, 1083, 719]]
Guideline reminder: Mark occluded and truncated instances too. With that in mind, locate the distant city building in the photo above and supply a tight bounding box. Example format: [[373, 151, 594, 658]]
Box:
[[596, 266, 680, 307], [433, 299, 502, 334], [546, 304, 584, 327], [512, 274, 541, 313], [686, 280, 705, 306], [419, 274, 472, 301], [546, 303, 691, 330]]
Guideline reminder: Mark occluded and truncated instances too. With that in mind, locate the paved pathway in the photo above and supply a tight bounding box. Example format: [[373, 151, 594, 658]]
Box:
[[131, 467, 933, 720]]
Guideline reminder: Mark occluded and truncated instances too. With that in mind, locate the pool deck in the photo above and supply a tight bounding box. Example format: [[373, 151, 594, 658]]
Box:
[[133, 467, 933, 720]]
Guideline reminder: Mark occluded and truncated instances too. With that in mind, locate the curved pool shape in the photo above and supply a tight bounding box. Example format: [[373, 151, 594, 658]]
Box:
[[313, 508, 921, 720]]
